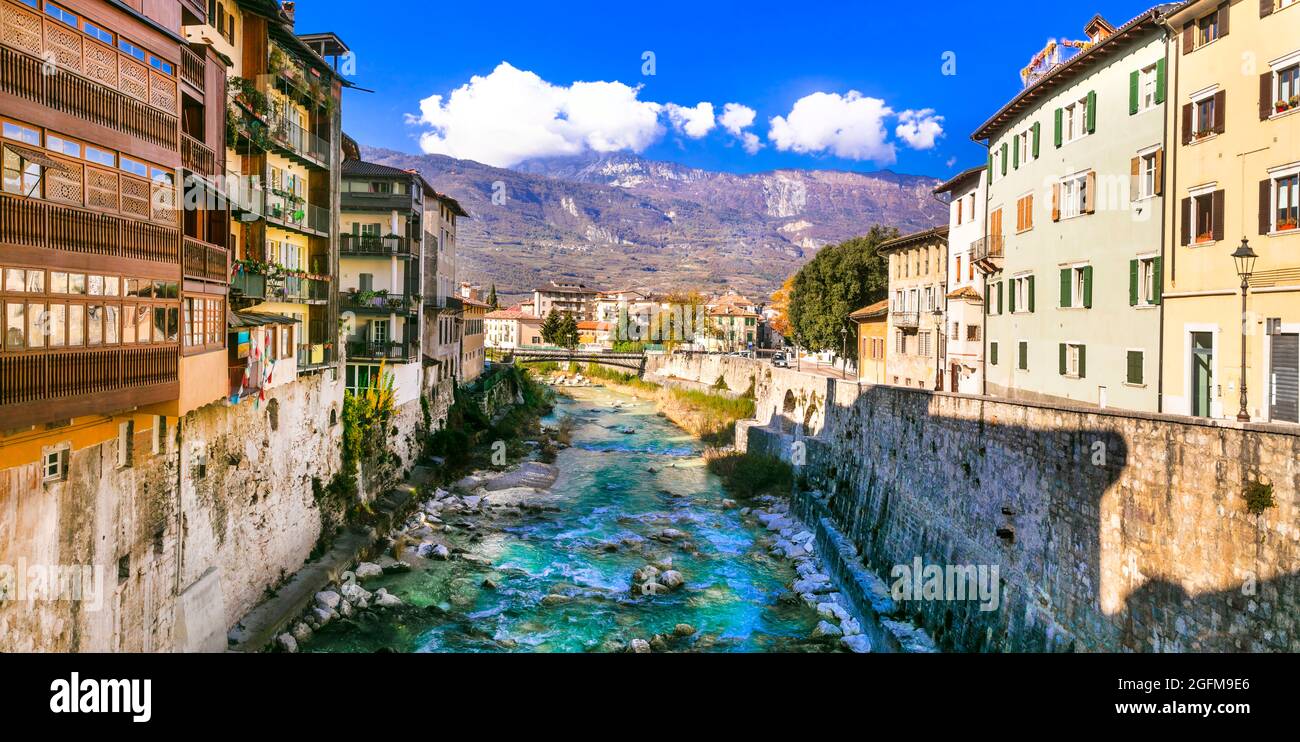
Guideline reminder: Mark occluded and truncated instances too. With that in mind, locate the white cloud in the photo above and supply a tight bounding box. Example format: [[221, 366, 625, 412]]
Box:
[[665, 102, 716, 138], [405, 62, 665, 167], [768, 90, 897, 164], [895, 109, 945, 150], [719, 103, 757, 135], [738, 132, 763, 155]]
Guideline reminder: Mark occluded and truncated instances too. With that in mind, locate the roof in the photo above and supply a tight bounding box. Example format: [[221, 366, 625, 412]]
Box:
[[933, 165, 986, 195], [577, 321, 612, 331], [947, 286, 984, 302], [708, 305, 759, 318], [433, 191, 470, 218], [486, 308, 540, 321], [875, 225, 950, 253], [971, 5, 1178, 141], [849, 299, 890, 321], [537, 284, 600, 295], [229, 310, 299, 328], [342, 158, 417, 179]]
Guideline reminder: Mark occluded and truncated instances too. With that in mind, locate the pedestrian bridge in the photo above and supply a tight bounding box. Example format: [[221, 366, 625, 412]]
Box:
[[504, 348, 647, 374]]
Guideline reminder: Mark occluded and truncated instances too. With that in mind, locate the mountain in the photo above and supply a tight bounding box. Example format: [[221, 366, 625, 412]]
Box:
[[358, 147, 947, 303]]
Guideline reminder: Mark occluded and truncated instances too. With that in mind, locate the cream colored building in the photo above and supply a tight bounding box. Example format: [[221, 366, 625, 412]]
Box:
[[485, 307, 544, 350], [881, 226, 949, 390], [1159, 0, 1300, 424], [934, 166, 987, 394]]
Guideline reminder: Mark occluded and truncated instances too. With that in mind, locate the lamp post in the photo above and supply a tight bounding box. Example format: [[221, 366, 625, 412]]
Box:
[[795, 332, 801, 372], [1232, 238, 1258, 423], [839, 325, 848, 379], [932, 306, 945, 392]]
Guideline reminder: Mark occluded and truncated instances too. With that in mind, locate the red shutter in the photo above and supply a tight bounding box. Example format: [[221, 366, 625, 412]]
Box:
[[1213, 90, 1226, 133], [1260, 179, 1272, 235], [1182, 103, 1193, 144], [1261, 72, 1274, 119], [1212, 190, 1226, 242], [1154, 149, 1164, 196], [1182, 22, 1194, 53], [1181, 197, 1192, 246], [1130, 157, 1140, 201]]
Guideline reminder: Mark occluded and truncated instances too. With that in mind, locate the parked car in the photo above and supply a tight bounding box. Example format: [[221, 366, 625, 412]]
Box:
[[772, 352, 790, 368]]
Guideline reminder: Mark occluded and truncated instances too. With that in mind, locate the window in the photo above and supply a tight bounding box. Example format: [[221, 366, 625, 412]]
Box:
[[919, 332, 931, 358], [1139, 64, 1158, 111], [1061, 343, 1086, 378], [149, 56, 174, 76], [1018, 129, 1031, 166], [1191, 190, 1218, 243], [45, 134, 81, 158], [1133, 257, 1162, 306], [1270, 171, 1299, 232], [85, 146, 115, 167], [1059, 173, 1088, 219], [1126, 351, 1145, 386], [1017, 341, 1028, 371], [118, 38, 146, 62], [44, 2, 77, 28], [121, 157, 148, 178], [84, 21, 113, 45], [1064, 97, 1088, 142], [1194, 95, 1216, 137], [1061, 264, 1093, 309], [967, 324, 980, 342], [1275, 63, 1300, 113], [1016, 193, 1034, 232], [42, 448, 67, 483], [1137, 150, 1159, 199], [1196, 10, 1220, 48]]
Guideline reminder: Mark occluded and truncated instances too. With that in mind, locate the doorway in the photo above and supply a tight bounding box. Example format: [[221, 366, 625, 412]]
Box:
[[1269, 333, 1299, 423], [1191, 331, 1214, 418]]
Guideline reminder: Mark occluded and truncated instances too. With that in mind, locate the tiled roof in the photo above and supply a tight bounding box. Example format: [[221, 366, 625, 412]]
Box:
[[486, 308, 538, 320], [341, 159, 412, 178], [947, 286, 984, 302], [849, 299, 890, 320], [876, 225, 950, 253], [933, 165, 985, 195]]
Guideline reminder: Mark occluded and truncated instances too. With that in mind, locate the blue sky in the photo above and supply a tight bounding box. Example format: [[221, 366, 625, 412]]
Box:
[[293, 0, 1157, 179]]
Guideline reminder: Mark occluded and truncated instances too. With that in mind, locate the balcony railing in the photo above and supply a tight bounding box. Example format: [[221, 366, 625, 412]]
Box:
[[183, 237, 229, 282], [182, 134, 217, 177], [347, 340, 418, 362], [340, 234, 415, 258], [424, 295, 464, 310], [297, 343, 335, 370], [181, 46, 205, 92], [227, 175, 266, 217], [342, 290, 420, 315], [271, 276, 329, 304], [266, 193, 329, 237], [972, 234, 1005, 264], [0, 45, 178, 150], [231, 271, 267, 301], [265, 108, 330, 167], [0, 345, 179, 427], [891, 310, 920, 329], [0, 193, 179, 264]]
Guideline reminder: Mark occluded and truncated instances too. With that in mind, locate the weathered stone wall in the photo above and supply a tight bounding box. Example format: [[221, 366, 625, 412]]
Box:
[[0, 373, 345, 653], [654, 355, 1300, 652]]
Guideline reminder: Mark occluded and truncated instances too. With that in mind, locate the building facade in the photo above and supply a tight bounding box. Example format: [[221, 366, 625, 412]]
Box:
[[935, 166, 987, 395], [975, 9, 1168, 412], [460, 296, 487, 383], [851, 299, 890, 384], [705, 304, 758, 352], [882, 226, 949, 390], [1160, 0, 1300, 423], [422, 190, 466, 385], [485, 306, 543, 350], [532, 281, 598, 321]]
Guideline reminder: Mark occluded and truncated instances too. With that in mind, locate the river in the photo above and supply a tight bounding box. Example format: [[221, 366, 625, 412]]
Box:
[[306, 385, 834, 653]]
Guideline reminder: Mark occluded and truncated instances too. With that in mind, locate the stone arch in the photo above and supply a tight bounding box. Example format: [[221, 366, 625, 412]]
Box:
[[781, 390, 798, 434]]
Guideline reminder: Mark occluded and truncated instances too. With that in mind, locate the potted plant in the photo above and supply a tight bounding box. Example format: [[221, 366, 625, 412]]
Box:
[[1279, 217, 1298, 231]]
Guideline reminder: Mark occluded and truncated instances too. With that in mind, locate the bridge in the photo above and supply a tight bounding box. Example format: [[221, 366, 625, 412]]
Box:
[[503, 348, 647, 375]]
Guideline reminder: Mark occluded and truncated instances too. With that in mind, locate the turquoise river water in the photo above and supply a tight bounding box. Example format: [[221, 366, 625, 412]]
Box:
[[307, 386, 827, 653]]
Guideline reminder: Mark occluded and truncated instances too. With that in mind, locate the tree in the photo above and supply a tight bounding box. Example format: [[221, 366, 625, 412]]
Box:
[[540, 309, 563, 347], [787, 225, 897, 360], [656, 290, 707, 348], [487, 284, 499, 310], [769, 274, 795, 338], [556, 313, 579, 349]]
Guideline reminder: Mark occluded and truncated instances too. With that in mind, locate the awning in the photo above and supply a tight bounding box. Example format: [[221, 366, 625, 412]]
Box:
[[3, 142, 68, 171], [229, 310, 299, 329]]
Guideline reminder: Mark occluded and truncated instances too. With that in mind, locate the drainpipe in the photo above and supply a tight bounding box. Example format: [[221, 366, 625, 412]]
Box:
[[1157, 13, 1181, 414]]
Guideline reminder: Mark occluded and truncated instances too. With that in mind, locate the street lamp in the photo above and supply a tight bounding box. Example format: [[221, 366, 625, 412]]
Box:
[[795, 332, 801, 372], [839, 325, 848, 379], [932, 306, 945, 392], [1232, 238, 1258, 423]]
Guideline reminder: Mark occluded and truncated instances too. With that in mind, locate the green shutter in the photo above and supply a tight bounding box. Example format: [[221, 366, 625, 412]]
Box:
[[1059, 343, 1068, 375], [1155, 58, 1167, 104], [1008, 280, 1016, 313], [1086, 90, 1098, 133], [1060, 268, 1072, 308], [1027, 275, 1036, 312], [1054, 108, 1063, 147], [990, 342, 998, 366], [1078, 345, 1086, 379], [1013, 137, 1019, 169], [1083, 266, 1093, 309], [1001, 143, 1008, 176], [1130, 70, 1140, 115], [987, 152, 993, 184], [1127, 351, 1144, 385], [1032, 122, 1041, 158], [997, 282, 1004, 314], [1129, 259, 1139, 306], [1019, 342, 1028, 370], [1152, 257, 1163, 305]]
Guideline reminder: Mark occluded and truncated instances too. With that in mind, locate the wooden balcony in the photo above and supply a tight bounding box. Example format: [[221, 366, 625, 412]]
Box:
[[181, 46, 205, 92], [184, 237, 229, 282], [0, 193, 179, 264], [182, 134, 216, 177], [0, 45, 178, 151], [0, 345, 179, 429]]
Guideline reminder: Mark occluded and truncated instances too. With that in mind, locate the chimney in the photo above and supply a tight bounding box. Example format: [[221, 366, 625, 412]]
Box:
[[281, 1, 296, 28]]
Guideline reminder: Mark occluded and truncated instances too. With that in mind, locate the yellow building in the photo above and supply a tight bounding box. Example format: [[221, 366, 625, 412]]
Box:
[[850, 300, 890, 384], [1160, 0, 1300, 424], [460, 297, 488, 383]]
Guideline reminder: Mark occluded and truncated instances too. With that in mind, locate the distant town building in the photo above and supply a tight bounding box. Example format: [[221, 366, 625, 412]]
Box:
[[486, 306, 544, 350], [532, 282, 599, 320]]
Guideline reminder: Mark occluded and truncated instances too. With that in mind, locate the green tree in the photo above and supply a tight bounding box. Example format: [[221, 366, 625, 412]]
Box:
[[557, 313, 579, 349], [487, 284, 499, 310], [788, 225, 897, 359], [540, 309, 563, 346]]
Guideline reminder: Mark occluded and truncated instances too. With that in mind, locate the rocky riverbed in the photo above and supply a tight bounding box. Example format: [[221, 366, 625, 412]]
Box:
[[294, 385, 874, 653]]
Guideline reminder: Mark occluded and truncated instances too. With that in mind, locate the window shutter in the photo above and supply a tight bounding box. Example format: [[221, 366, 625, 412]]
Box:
[[1182, 23, 1194, 54], [997, 282, 1004, 314], [1154, 149, 1164, 196], [1084, 171, 1097, 214], [1059, 343, 1068, 375], [1131, 156, 1141, 201], [1013, 138, 1019, 169], [1052, 182, 1061, 221], [1220, 2, 1230, 36], [1212, 189, 1226, 241], [1060, 268, 1072, 308], [1032, 122, 1041, 158], [1129, 259, 1139, 306], [987, 152, 993, 184], [1181, 103, 1193, 145], [1008, 280, 1016, 313], [1083, 266, 1093, 308], [1078, 345, 1086, 379], [1155, 58, 1167, 103], [1260, 72, 1274, 120], [1130, 70, 1140, 115], [1054, 108, 1063, 147], [1019, 342, 1027, 370], [1260, 178, 1273, 235], [1001, 143, 1009, 176], [1180, 197, 1192, 245], [1086, 90, 1098, 133], [1262, 0, 1274, 17], [985, 285, 991, 314], [1213, 90, 1226, 133], [990, 342, 998, 366], [1028, 275, 1036, 312], [1152, 257, 1163, 305]]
